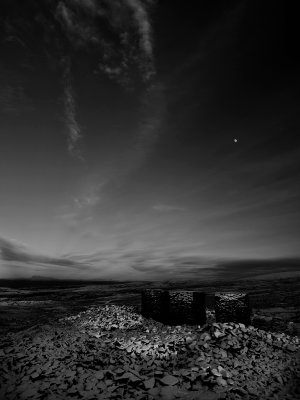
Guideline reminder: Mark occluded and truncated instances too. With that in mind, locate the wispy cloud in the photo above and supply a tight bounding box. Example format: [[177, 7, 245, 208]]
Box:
[[63, 246, 222, 281], [125, 0, 154, 57], [54, 0, 156, 157], [0, 83, 34, 115], [0, 237, 82, 270], [58, 179, 103, 230], [2, 235, 299, 281], [61, 56, 83, 159], [125, 0, 155, 81], [134, 82, 165, 157], [73, 194, 100, 209], [1, 0, 157, 157], [152, 203, 186, 212]]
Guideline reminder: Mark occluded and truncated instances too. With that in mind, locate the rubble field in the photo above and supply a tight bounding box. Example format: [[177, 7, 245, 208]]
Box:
[[0, 304, 299, 400]]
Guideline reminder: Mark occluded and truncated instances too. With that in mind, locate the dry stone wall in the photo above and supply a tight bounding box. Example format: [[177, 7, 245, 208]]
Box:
[[214, 292, 251, 326], [141, 289, 206, 325], [141, 290, 252, 326], [141, 289, 169, 323], [168, 290, 206, 325]]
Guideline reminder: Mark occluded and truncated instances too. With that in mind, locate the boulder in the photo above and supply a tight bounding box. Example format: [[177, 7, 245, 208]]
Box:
[[214, 292, 251, 325]]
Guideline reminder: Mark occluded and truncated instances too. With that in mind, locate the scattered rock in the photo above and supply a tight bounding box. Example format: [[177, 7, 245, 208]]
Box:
[[216, 376, 227, 386], [286, 343, 297, 352], [159, 374, 179, 386], [30, 371, 41, 381], [1, 303, 299, 400], [144, 377, 155, 389]]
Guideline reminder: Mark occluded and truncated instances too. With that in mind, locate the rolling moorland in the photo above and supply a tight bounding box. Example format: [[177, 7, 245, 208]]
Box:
[[0, 260, 300, 399], [1, 259, 300, 336]]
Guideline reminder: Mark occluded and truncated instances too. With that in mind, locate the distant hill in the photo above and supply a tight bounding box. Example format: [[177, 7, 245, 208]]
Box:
[[31, 276, 58, 281]]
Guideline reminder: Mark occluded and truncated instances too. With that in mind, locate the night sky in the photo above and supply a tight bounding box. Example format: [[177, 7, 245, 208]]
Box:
[[1, 0, 300, 280]]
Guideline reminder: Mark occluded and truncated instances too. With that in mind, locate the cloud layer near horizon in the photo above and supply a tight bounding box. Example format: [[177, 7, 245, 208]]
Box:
[[1, 235, 300, 281], [1, 0, 299, 279], [0, 235, 218, 280]]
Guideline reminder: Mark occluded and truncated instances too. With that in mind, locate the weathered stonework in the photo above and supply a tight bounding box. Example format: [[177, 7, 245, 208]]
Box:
[[214, 292, 251, 325], [141, 289, 168, 323], [141, 289, 206, 325], [167, 290, 206, 325]]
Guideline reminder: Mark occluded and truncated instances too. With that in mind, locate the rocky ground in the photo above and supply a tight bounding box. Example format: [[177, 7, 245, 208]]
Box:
[[0, 304, 299, 400]]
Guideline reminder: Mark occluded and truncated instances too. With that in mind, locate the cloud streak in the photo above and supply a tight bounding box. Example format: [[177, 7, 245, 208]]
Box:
[[152, 204, 186, 212], [61, 56, 83, 159], [53, 0, 156, 82], [2, 235, 300, 281], [1, 0, 157, 157], [121, 82, 165, 174], [0, 237, 83, 270], [54, 0, 156, 157], [63, 246, 222, 281], [125, 0, 155, 81], [0, 83, 33, 114]]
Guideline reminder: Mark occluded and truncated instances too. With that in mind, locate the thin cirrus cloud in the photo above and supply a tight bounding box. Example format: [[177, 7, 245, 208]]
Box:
[[0, 83, 34, 115], [2, 235, 299, 281], [53, 0, 157, 157], [58, 180, 104, 229], [134, 82, 165, 160], [124, 0, 156, 81], [61, 56, 83, 160], [0, 236, 83, 271], [152, 203, 186, 212], [63, 246, 222, 281], [1, 0, 157, 158]]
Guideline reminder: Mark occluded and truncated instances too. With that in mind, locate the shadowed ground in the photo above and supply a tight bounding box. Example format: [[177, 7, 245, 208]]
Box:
[[0, 276, 300, 399], [1, 276, 300, 336]]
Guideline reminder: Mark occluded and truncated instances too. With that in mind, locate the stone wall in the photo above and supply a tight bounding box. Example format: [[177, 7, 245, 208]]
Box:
[[168, 290, 206, 325], [141, 289, 254, 326], [214, 292, 251, 325], [141, 289, 169, 323], [141, 289, 206, 325]]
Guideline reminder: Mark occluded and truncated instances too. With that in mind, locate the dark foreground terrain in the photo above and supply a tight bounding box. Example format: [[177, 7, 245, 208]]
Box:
[[1, 276, 300, 336], [0, 277, 300, 399]]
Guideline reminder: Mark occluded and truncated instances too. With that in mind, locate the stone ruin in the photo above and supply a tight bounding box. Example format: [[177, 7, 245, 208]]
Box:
[[214, 292, 251, 325], [168, 290, 206, 325], [141, 289, 206, 325], [141, 289, 169, 323], [141, 289, 252, 326]]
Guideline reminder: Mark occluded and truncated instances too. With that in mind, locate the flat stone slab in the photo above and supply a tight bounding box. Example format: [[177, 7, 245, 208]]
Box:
[[214, 292, 251, 325], [141, 289, 206, 325]]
